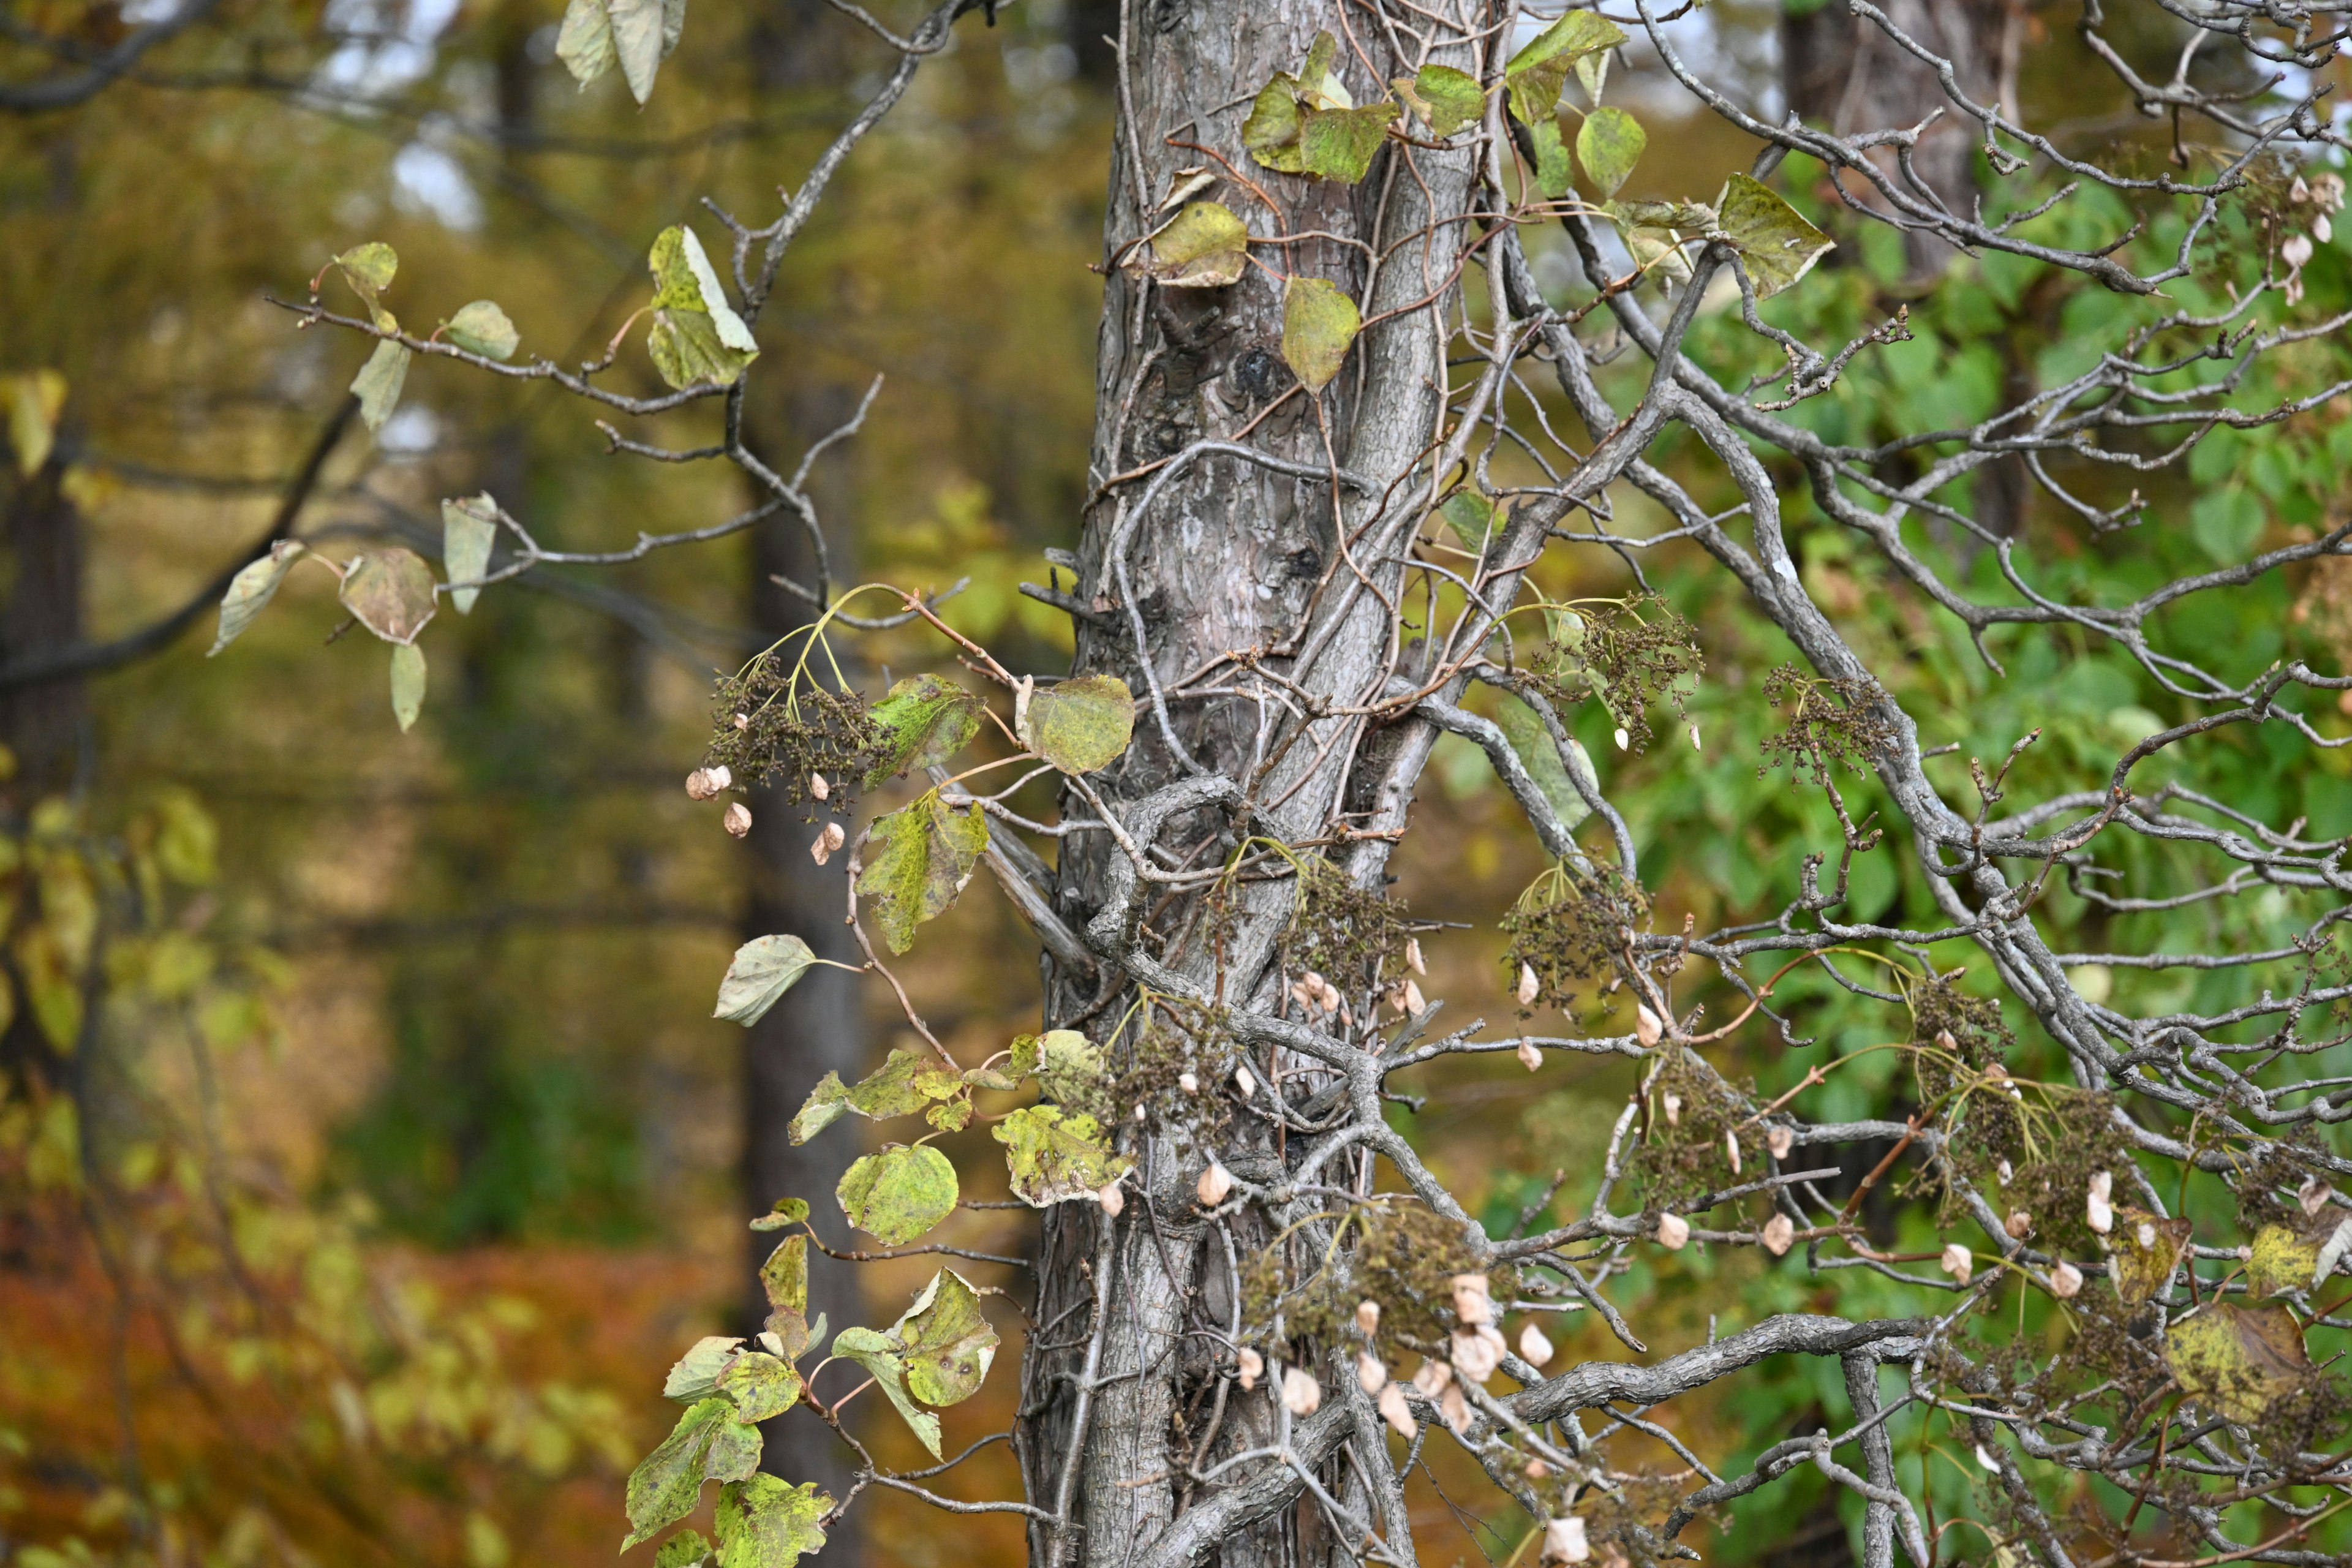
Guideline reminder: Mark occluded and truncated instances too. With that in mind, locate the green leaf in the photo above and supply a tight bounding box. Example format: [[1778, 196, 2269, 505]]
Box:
[[829, 1326, 943, 1458], [655, 1529, 713, 1568], [837, 1049, 939, 1121], [716, 1351, 802, 1422], [1392, 64, 1484, 137], [665, 1336, 747, 1401], [1147, 202, 1249, 288], [1032, 1029, 1104, 1102], [2165, 1303, 2312, 1423], [1439, 494, 1496, 552], [704, 1410, 763, 1485], [857, 796, 989, 955], [649, 308, 755, 391], [790, 1073, 850, 1145], [713, 1476, 829, 1568], [338, 548, 439, 645], [1714, 173, 1834, 298], [1575, 48, 1610, 108], [439, 493, 498, 614], [350, 337, 410, 432], [2246, 1224, 2318, 1298], [1023, 674, 1134, 774], [1298, 32, 1344, 106], [891, 1269, 1000, 1408], [1242, 74, 1307, 173], [608, 0, 673, 104], [760, 1234, 818, 1358], [1300, 103, 1396, 183], [208, 541, 307, 656], [713, 1477, 829, 1568], [836, 1143, 958, 1245], [1528, 118, 1575, 201], [332, 242, 398, 307], [759, 1196, 811, 1228], [1281, 277, 1360, 394], [556, 0, 615, 83], [1575, 107, 1645, 198], [1504, 10, 1623, 125], [390, 642, 426, 733], [993, 1105, 1130, 1206], [624, 1399, 731, 1548], [441, 300, 518, 361], [1007, 1033, 1044, 1079], [865, 674, 984, 785], [1496, 693, 1593, 832], [714, 935, 818, 1027]]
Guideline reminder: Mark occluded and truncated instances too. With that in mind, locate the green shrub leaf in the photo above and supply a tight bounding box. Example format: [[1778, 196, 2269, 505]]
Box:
[[1504, 10, 1622, 125], [829, 1326, 942, 1457], [207, 541, 307, 656], [714, 935, 818, 1027], [623, 1398, 732, 1548], [1281, 277, 1359, 394], [441, 300, 518, 360], [1575, 107, 1645, 198], [857, 796, 989, 954], [555, 0, 615, 84], [890, 1268, 999, 1407], [349, 338, 410, 432], [715, 1351, 802, 1422], [993, 1104, 1129, 1206], [440, 493, 497, 614], [1300, 103, 1396, 183], [1714, 173, 1834, 298], [1146, 201, 1249, 288], [712, 1477, 830, 1568], [1022, 674, 1134, 774], [338, 548, 439, 645], [865, 674, 984, 785], [836, 1143, 958, 1245], [1393, 64, 1484, 137], [389, 643, 426, 733]]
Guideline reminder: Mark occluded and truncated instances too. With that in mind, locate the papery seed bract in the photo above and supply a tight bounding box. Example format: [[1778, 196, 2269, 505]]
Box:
[[1656, 1213, 1689, 1248], [723, 802, 753, 838], [1518, 1321, 1554, 1368], [1761, 1215, 1795, 1256]]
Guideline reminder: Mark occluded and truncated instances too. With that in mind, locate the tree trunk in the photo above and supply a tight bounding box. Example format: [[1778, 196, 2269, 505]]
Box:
[[1016, 7, 1482, 1564]]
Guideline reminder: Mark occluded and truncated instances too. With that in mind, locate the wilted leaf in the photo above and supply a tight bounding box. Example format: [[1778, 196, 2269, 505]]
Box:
[[1575, 107, 1645, 198], [865, 674, 984, 784], [1504, 10, 1623, 125], [338, 548, 439, 644], [1242, 74, 1307, 173], [624, 1398, 732, 1548], [790, 1074, 850, 1144], [1031, 1029, 1103, 1101], [555, 0, 615, 84], [442, 300, 518, 361], [712, 1477, 829, 1568], [4, 369, 66, 477], [2166, 1303, 2312, 1423], [1393, 64, 1483, 137], [714, 935, 818, 1027], [2108, 1209, 2192, 1305], [440, 493, 498, 614], [1300, 103, 1396, 183], [208, 541, 308, 656], [1297, 32, 1344, 105], [665, 1336, 746, 1401], [891, 1269, 1000, 1407], [837, 1143, 959, 1245], [716, 1352, 802, 1422], [703, 1411, 763, 1486], [1528, 119, 1574, 201], [1146, 202, 1249, 288], [1714, 173, 1834, 298], [350, 338, 411, 432], [755, 1196, 811, 1229], [760, 1232, 807, 1311], [857, 796, 989, 954], [993, 1104, 1130, 1206], [1281, 277, 1360, 394], [649, 309, 755, 390], [808, 1048, 938, 1124], [655, 1530, 712, 1568], [1497, 694, 1593, 832], [1023, 674, 1134, 774], [2247, 1224, 2317, 1298], [390, 642, 426, 733], [608, 0, 673, 103], [829, 1327, 943, 1458]]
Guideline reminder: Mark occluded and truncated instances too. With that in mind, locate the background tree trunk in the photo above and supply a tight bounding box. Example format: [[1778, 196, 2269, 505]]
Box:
[[1017, 6, 1480, 1564]]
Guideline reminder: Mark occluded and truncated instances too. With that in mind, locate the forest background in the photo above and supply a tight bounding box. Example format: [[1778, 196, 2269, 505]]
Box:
[[6, 3, 2351, 1568]]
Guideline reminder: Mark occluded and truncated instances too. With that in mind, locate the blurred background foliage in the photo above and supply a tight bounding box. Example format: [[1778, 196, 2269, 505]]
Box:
[[4, 0, 2352, 1564]]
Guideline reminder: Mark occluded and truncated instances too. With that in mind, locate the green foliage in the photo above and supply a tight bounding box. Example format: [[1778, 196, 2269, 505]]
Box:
[[1020, 673, 1134, 773], [712, 1476, 831, 1568], [1393, 64, 1485, 137], [992, 1104, 1128, 1205], [1575, 107, 1645, 198], [835, 1142, 959, 1245], [888, 1268, 1001, 1407], [1502, 10, 1623, 125], [1713, 173, 1836, 297], [440, 494, 499, 613], [646, 225, 757, 389], [713, 935, 820, 1027], [440, 300, 519, 361], [1145, 202, 1250, 288], [1281, 276, 1360, 393], [206, 541, 308, 656], [856, 795, 990, 954], [390, 641, 427, 733], [865, 674, 986, 786]]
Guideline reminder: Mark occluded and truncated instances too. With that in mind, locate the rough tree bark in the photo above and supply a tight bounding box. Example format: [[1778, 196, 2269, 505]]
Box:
[[1019, 7, 1483, 1564]]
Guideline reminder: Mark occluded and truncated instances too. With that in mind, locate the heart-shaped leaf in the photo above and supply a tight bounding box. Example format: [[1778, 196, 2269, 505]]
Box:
[[1392, 64, 1485, 137], [714, 934, 818, 1027], [712, 1476, 830, 1568], [715, 1351, 802, 1422], [1575, 107, 1645, 198], [993, 1104, 1130, 1206], [865, 674, 984, 785], [2166, 1303, 2312, 1423], [1504, 10, 1623, 125], [891, 1268, 1000, 1408], [857, 796, 989, 954], [1281, 277, 1360, 394], [1022, 674, 1134, 774], [837, 1143, 958, 1245], [208, 541, 307, 656], [1146, 201, 1249, 288], [1714, 173, 1834, 298], [623, 1398, 734, 1548], [555, 0, 615, 84], [441, 300, 518, 361], [1300, 102, 1396, 183], [338, 548, 438, 644], [829, 1327, 943, 1458]]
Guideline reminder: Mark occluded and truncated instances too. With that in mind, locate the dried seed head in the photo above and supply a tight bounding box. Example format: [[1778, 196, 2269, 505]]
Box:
[[1974, 1443, 2000, 1472], [1376, 1379, 1415, 1438], [1941, 1243, 1973, 1286], [1318, 977, 1344, 1013], [1767, 1125, 1795, 1161], [1357, 1351, 1388, 1394], [1996, 1158, 2014, 1186], [707, 764, 733, 790], [1725, 1130, 1742, 1175], [1661, 1092, 1683, 1128], [1689, 723, 1702, 752], [1280, 1365, 1322, 1416], [1406, 937, 1427, 976], [1196, 1161, 1234, 1207], [1396, 978, 1426, 1017], [1656, 1213, 1690, 1249], [1096, 1182, 1125, 1218], [2286, 232, 2316, 269], [1450, 1327, 1501, 1384], [1133, 1102, 1147, 1122], [2135, 1219, 2157, 1249], [1517, 963, 1540, 1006], [723, 802, 753, 838], [733, 712, 750, 731], [1234, 1065, 1257, 1098], [810, 821, 845, 865], [1411, 1359, 1452, 1397], [686, 768, 722, 800], [1518, 1320, 1555, 1368], [1613, 726, 1630, 752], [1355, 1299, 1381, 1336], [809, 771, 830, 801], [1542, 1517, 1591, 1565], [1440, 1382, 1471, 1434], [2004, 1210, 2033, 1240], [1235, 1346, 1263, 1391], [1635, 1005, 1663, 1046], [1177, 1070, 1199, 1094], [1517, 1039, 1543, 1072], [2049, 1261, 2084, 1298], [1449, 1273, 1494, 1326], [1761, 1215, 1795, 1256], [2087, 1170, 2114, 1234]]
